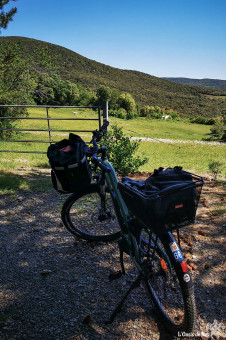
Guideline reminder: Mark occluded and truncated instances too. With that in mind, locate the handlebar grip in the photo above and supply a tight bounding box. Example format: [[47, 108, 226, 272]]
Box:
[[100, 120, 109, 132]]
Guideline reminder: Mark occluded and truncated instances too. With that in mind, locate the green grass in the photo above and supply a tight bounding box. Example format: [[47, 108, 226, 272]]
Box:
[[108, 117, 211, 141], [138, 141, 226, 177], [0, 108, 225, 193]]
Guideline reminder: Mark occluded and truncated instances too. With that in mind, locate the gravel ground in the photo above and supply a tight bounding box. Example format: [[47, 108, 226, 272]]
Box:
[[131, 137, 226, 146], [0, 179, 225, 340]]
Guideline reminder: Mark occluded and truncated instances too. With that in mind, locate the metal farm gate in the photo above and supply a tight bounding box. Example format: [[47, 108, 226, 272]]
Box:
[[0, 102, 109, 154]]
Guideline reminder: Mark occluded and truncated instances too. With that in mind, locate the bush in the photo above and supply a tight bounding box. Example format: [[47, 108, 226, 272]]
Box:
[[208, 161, 224, 180], [139, 107, 147, 117], [170, 112, 180, 120], [118, 92, 136, 113], [108, 109, 117, 117], [139, 106, 150, 117], [100, 124, 148, 176], [117, 108, 127, 119], [206, 118, 215, 125], [147, 111, 162, 120], [190, 116, 215, 125], [210, 116, 225, 139], [108, 108, 138, 120], [126, 111, 138, 120]]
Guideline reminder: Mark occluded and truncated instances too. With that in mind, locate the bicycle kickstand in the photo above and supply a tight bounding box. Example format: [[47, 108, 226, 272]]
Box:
[[105, 274, 142, 324], [108, 241, 126, 282]]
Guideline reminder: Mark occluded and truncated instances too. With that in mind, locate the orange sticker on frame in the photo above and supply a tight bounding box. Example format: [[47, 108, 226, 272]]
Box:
[[160, 258, 168, 271]]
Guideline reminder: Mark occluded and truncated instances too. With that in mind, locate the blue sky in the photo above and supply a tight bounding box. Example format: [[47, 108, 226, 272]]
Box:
[[2, 0, 226, 79]]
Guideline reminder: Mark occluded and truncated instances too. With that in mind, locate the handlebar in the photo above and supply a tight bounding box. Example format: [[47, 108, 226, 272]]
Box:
[[91, 155, 111, 172], [99, 120, 109, 133], [89, 121, 111, 173], [93, 121, 109, 143]]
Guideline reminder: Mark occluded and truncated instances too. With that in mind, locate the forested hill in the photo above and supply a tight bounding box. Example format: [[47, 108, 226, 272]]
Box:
[[163, 77, 226, 90], [1, 36, 226, 117]]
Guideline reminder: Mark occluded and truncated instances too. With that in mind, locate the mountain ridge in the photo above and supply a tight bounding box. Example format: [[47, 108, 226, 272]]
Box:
[[162, 77, 226, 90], [1, 36, 226, 117]]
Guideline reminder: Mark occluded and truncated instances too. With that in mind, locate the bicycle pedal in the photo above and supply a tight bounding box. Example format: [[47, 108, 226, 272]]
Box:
[[108, 270, 123, 281]]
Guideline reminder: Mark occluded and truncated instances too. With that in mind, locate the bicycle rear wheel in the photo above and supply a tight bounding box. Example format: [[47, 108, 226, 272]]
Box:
[[139, 228, 196, 335], [61, 184, 121, 242]]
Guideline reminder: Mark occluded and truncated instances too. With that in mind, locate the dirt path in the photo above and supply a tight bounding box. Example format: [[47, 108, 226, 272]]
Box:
[[131, 137, 226, 146], [0, 178, 225, 340]]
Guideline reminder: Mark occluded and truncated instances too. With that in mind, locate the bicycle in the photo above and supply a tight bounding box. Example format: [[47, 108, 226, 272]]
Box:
[[61, 121, 204, 336]]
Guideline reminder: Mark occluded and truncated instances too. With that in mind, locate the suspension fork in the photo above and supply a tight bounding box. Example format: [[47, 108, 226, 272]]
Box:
[[99, 180, 107, 211], [160, 232, 194, 294]]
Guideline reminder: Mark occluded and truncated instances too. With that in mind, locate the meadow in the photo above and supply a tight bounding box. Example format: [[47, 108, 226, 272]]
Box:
[[0, 107, 225, 193]]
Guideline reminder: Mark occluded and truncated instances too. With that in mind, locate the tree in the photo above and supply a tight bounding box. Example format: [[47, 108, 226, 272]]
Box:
[[0, 42, 70, 137], [0, 0, 17, 32], [96, 85, 112, 103], [118, 92, 136, 113], [109, 89, 120, 110], [35, 74, 80, 105], [0, 41, 34, 138], [77, 87, 96, 106]]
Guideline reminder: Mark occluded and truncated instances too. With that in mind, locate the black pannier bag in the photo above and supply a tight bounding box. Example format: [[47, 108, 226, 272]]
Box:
[[47, 133, 91, 194], [118, 167, 204, 235]]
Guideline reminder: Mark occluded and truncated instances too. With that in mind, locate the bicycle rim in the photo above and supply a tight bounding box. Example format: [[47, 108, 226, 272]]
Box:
[[139, 229, 196, 334], [62, 187, 121, 241]]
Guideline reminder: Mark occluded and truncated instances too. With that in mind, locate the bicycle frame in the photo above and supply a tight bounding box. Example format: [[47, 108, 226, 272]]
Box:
[[100, 157, 177, 276], [90, 122, 179, 273], [101, 158, 169, 275]]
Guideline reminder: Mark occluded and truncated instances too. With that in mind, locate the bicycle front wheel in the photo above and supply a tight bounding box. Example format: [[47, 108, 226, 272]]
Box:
[[140, 229, 196, 335], [61, 184, 121, 242]]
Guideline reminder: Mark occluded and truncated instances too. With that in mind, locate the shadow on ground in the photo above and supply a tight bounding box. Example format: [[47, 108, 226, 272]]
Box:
[[0, 171, 225, 339]]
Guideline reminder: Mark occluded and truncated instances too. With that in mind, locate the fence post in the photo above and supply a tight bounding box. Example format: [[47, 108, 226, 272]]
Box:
[[46, 107, 52, 145], [103, 101, 108, 127]]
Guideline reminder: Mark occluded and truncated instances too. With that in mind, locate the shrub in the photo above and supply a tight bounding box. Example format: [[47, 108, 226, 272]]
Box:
[[210, 116, 225, 139], [190, 116, 215, 125], [118, 92, 136, 113], [170, 112, 180, 120], [139, 106, 150, 117], [139, 107, 147, 117], [126, 111, 138, 120], [117, 108, 127, 119], [147, 111, 162, 120], [100, 124, 148, 176], [109, 108, 138, 120], [208, 161, 224, 180], [108, 109, 117, 117], [206, 118, 215, 125]]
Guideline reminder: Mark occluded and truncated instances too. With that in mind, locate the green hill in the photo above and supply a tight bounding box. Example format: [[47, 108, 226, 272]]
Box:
[[1, 36, 226, 117], [163, 77, 226, 90]]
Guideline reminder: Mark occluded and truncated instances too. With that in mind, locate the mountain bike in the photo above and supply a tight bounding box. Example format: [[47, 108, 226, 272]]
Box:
[[61, 121, 204, 336]]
